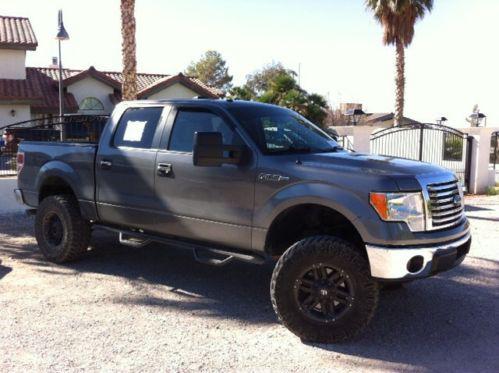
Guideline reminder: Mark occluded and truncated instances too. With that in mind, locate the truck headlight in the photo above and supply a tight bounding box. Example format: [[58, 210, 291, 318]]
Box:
[[370, 192, 425, 232]]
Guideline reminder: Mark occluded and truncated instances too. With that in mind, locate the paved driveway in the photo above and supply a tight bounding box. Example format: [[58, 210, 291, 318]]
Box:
[[0, 178, 498, 372]]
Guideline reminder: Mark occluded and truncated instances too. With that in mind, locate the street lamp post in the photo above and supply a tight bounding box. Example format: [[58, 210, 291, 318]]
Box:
[[436, 116, 448, 126], [345, 108, 366, 126], [55, 10, 69, 140], [468, 112, 487, 127]]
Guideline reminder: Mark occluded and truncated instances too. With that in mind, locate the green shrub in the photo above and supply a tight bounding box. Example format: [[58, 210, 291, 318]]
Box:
[[486, 186, 498, 196]]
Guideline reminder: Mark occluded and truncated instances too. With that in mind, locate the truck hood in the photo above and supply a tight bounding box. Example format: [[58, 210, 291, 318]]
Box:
[[295, 151, 455, 191], [299, 151, 445, 175]]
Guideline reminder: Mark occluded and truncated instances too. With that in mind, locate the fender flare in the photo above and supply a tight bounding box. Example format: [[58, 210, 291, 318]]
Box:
[[254, 181, 374, 241], [35, 160, 83, 200]]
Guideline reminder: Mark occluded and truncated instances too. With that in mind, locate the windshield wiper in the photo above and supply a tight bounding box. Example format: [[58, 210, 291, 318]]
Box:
[[316, 145, 343, 153], [287, 145, 311, 153]]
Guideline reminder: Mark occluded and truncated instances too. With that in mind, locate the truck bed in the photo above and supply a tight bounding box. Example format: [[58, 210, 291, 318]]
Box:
[[18, 142, 98, 209]]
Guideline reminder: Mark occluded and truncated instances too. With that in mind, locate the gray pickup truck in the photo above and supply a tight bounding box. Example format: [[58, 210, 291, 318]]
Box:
[[15, 99, 471, 343]]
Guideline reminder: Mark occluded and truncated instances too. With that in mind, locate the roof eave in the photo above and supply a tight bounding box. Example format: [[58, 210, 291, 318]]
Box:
[[0, 43, 37, 51]]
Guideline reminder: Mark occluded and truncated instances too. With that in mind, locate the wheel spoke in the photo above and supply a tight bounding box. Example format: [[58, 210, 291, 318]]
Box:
[[320, 300, 329, 316], [329, 271, 341, 283], [334, 289, 352, 304], [318, 265, 328, 280], [300, 278, 314, 287], [312, 266, 320, 280], [299, 284, 313, 293], [302, 294, 317, 307]]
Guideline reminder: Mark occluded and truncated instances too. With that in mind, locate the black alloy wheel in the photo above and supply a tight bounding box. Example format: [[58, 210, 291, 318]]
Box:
[[294, 263, 355, 324]]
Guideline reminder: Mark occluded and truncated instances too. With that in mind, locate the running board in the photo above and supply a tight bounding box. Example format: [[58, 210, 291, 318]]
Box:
[[94, 224, 266, 266], [119, 232, 151, 248]]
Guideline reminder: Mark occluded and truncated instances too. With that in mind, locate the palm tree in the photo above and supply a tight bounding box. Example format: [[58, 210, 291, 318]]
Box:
[[120, 0, 137, 100], [365, 0, 433, 126]]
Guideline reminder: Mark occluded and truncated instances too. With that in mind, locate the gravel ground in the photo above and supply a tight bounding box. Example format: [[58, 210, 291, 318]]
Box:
[[0, 183, 498, 372]]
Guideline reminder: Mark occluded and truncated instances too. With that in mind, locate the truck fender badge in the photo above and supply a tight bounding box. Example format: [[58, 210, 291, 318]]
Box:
[[258, 173, 290, 182]]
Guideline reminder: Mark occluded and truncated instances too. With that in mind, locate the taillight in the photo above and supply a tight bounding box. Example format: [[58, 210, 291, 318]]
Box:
[[16, 152, 24, 173]]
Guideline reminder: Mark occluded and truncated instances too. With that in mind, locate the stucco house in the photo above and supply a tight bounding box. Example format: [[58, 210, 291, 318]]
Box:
[[0, 15, 221, 127]]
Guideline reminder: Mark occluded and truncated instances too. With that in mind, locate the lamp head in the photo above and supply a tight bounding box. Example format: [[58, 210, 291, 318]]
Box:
[[55, 10, 69, 40]]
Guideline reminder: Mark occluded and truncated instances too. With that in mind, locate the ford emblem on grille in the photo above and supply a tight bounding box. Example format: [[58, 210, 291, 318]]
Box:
[[453, 194, 462, 206]]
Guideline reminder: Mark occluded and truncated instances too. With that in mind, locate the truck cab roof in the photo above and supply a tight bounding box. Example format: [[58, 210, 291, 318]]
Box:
[[121, 98, 282, 111]]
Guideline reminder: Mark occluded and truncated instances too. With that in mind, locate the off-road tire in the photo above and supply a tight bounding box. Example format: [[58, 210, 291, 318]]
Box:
[[35, 195, 91, 263], [270, 235, 379, 343]]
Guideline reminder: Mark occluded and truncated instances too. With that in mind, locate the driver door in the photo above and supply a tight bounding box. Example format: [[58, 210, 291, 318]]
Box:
[[152, 107, 256, 250]]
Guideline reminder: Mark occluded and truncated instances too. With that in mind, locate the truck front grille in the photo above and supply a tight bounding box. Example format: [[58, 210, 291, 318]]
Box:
[[427, 179, 464, 230]]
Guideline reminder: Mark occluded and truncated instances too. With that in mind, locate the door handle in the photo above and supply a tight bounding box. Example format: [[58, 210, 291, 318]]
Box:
[[100, 160, 112, 169], [157, 163, 172, 176]]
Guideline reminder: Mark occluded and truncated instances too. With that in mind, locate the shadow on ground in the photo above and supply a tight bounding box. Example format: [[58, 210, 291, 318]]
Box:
[[1, 212, 498, 371], [0, 260, 12, 280]]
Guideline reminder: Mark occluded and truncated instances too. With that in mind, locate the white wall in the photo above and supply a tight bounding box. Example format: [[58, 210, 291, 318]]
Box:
[[146, 83, 199, 100], [0, 49, 26, 79], [0, 104, 30, 127], [462, 126, 499, 193], [66, 77, 115, 115]]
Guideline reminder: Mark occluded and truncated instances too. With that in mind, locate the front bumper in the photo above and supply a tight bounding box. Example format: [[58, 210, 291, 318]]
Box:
[[366, 231, 471, 280]]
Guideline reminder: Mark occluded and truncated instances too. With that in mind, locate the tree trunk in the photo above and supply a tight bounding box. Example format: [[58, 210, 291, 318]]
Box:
[[394, 39, 405, 126], [120, 0, 137, 100]]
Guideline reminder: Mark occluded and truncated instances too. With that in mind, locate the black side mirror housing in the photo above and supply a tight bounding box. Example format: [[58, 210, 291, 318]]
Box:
[[193, 132, 244, 167]]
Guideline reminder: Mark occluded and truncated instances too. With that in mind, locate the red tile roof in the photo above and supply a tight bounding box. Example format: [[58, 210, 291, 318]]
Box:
[[0, 69, 78, 114], [0, 66, 222, 115], [34, 67, 223, 97], [0, 16, 37, 50], [27, 68, 79, 114]]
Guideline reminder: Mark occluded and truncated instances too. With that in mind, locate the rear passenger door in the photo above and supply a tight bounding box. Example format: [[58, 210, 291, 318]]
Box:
[[96, 106, 166, 229], [153, 106, 256, 250]]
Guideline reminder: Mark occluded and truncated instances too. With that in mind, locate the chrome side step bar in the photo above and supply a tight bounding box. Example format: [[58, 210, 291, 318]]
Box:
[[119, 232, 151, 248], [94, 224, 266, 266]]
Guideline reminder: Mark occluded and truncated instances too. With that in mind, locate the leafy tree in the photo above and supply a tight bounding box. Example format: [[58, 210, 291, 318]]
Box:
[[306, 93, 329, 126], [185, 50, 233, 93], [229, 85, 255, 101], [365, 0, 433, 126], [245, 62, 295, 95], [231, 67, 328, 127]]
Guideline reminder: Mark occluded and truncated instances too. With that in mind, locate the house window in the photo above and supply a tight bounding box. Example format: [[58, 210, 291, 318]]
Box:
[[79, 97, 104, 111], [442, 132, 463, 161]]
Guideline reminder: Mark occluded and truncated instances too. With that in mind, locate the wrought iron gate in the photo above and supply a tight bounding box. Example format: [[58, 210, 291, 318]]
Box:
[[370, 123, 472, 191], [491, 131, 499, 170]]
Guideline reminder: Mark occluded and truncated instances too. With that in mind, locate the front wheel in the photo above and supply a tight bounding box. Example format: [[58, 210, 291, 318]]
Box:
[[270, 236, 379, 343], [35, 195, 91, 263]]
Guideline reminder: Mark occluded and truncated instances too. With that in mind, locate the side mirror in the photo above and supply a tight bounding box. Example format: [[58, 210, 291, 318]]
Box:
[[193, 132, 244, 167]]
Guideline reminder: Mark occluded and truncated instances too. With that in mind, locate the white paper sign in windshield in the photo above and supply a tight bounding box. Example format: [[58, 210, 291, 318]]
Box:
[[123, 120, 147, 142]]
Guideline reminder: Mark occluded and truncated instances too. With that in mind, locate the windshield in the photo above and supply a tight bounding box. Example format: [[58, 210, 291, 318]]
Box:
[[228, 104, 339, 154]]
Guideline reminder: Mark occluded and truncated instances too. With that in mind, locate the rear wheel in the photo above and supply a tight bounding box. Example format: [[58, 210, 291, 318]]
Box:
[[35, 195, 91, 263], [271, 236, 379, 343]]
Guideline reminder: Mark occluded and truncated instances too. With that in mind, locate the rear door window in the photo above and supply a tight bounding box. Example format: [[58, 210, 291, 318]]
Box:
[[114, 107, 163, 149]]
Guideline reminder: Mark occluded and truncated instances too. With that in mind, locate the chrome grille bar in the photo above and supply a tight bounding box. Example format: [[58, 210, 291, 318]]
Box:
[[419, 175, 465, 231]]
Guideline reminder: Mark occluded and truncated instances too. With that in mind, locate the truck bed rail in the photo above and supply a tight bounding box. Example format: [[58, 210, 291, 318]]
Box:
[[0, 115, 108, 176]]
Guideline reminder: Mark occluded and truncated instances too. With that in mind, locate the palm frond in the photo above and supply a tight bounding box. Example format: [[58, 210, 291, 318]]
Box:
[[365, 0, 433, 46]]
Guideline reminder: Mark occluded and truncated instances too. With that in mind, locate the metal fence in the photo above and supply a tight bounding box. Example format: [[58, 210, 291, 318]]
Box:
[[337, 135, 354, 151], [491, 131, 499, 170], [0, 115, 109, 176], [370, 123, 472, 191]]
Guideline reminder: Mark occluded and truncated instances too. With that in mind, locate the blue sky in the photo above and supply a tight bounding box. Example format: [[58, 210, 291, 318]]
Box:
[[3, 0, 498, 126]]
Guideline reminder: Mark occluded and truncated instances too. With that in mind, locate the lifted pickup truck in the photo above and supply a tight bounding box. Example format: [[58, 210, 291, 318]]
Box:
[[15, 99, 471, 343]]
